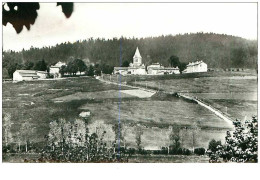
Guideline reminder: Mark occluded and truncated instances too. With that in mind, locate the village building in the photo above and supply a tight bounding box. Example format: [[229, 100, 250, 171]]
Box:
[[183, 61, 208, 74], [49, 61, 66, 78], [147, 63, 180, 75], [114, 47, 146, 75], [13, 70, 47, 81], [36, 71, 48, 79]]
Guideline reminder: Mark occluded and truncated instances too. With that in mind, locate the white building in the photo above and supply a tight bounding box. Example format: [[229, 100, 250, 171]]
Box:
[[114, 47, 146, 75], [147, 63, 180, 75], [49, 61, 66, 78], [183, 61, 208, 74], [13, 70, 48, 81], [37, 71, 48, 79]]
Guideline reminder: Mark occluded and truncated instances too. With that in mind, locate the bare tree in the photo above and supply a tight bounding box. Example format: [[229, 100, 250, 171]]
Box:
[[20, 120, 34, 152], [3, 113, 13, 147], [135, 124, 144, 151], [191, 122, 201, 152]]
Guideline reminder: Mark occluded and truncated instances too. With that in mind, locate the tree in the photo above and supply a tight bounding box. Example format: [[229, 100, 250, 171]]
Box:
[[191, 122, 200, 152], [48, 120, 62, 151], [169, 126, 181, 153], [34, 59, 47, 71], [122, 60, 130, 67], [101, 64, 114, 74], [88, 65, 95, 76], [207, 117, 258, 163], [94, 64, 102, 76], [135, 124, 144, 151], [112, 123, 122, 153], [208, 139, 222, 153], [59, 65, 67, 77], [168, 55, 180, 67], [24, 61, 34, 70], [66, 61, 78, 75], [179, 62, 187, 73], [7, 62, 18, 78], [75, 59, 87, 74], [3, 113, 13, 147], [20, 120, 34, 152]]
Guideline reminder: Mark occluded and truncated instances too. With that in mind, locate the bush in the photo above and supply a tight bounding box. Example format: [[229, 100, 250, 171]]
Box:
[[194, 148, 206, 155], [207, 117, 258, 163], [182, 148, 192, 155], [208, 139, 222, 153]]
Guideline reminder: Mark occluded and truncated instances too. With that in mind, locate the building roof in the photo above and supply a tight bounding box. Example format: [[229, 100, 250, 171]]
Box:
[[133, 47, 142, 58], [15, 70, 37, 73], [187, 61, 206, 67], [128, 66, 145, 69], [51, 61, 66, 68], [114, 67, 129, 70], [14, 70, 40, 78], [37, 71, 48, 74], [149, 67, 179, 70]]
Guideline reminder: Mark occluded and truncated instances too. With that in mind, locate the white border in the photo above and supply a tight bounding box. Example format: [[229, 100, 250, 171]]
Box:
[[1, 1, 259, 180]]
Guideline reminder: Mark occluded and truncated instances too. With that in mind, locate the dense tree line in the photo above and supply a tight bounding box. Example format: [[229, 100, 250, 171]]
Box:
[[2, 32, 258, 78]]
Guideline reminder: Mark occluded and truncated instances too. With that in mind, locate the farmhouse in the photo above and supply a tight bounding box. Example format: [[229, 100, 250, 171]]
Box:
[[147, 63, 180, 75], [49, 61, 66, 78], [13, 70, 42, 81], [183, 61, 208, 74], [114, 47, 146, 75]]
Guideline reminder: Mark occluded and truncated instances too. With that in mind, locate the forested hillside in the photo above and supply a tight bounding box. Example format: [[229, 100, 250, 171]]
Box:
[[2, 32, 257, 76]]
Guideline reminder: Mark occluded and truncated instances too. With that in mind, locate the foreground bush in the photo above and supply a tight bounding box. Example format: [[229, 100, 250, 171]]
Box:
[[207, 116, 258, 163]]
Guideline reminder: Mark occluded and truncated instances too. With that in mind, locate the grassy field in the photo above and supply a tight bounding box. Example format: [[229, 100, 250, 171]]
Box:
[[3, 71, 254, 162], [2, 77, 133, 144], [126, 71, 258, 121]]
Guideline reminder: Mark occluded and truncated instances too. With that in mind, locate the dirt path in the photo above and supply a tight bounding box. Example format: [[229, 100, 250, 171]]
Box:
[[178, 93, 234, 126]]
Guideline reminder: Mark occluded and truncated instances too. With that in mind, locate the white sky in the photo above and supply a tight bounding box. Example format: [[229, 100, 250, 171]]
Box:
[[2, 2, 258, 51]]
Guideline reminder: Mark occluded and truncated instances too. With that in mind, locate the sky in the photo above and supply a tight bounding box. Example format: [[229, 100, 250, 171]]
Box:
[[2, 2, 258, 52]]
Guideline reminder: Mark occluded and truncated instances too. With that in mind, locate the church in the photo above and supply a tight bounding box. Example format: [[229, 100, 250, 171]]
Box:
[[114, 47, 146, 75]]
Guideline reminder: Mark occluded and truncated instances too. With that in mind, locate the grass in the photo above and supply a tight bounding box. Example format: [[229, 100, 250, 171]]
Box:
[[2, 77, 132, 144], [129, 71, 257, 121], [3, 71, 256, 162]]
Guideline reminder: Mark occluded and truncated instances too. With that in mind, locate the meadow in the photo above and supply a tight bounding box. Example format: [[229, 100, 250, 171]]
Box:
[[123, 71, 257, 121], [3, 71, 238, 156]]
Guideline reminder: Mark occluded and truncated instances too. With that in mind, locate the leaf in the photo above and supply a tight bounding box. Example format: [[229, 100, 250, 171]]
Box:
[[2, 2, 40, 33], [57, 2, 74, 18]]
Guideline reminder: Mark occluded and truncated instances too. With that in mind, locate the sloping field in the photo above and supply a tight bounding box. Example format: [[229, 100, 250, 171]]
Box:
[[134, 72, 257, 121], [53, 90, 134, 102], [80, 98, 233, 150], [80, 99, 232, 128]]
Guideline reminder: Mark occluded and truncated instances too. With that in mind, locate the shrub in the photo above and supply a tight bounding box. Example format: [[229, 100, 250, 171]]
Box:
[[207, 116, 258, 163], [194, 148, 206, 155], [208, 139, 222, 153], [182, 148, 192, 155]]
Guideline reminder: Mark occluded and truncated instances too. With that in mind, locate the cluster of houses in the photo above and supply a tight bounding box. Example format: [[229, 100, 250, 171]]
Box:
[[113, 47, 208, 75], [12, 47, 208, 81], [13, 61, 66, 81]]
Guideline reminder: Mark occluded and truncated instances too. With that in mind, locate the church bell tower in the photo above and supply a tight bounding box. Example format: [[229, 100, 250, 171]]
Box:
[[133, 47, 142, 67]]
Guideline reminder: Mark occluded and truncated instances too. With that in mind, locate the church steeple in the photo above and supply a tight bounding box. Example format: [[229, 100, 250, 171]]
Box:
[[133, 47, 142, 66]]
